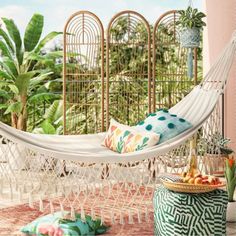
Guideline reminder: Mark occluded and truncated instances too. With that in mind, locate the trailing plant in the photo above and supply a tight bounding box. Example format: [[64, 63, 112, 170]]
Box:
[[0, 13, 62, 130], [177, 7, 206, 29], [225, 158, 236, 202]]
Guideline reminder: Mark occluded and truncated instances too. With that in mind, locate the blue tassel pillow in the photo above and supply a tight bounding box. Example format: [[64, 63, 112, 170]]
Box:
[[135, 109, 192, 144]]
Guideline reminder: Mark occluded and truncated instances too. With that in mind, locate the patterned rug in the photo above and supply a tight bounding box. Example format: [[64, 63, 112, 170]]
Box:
[[0, 202, 154, 235]]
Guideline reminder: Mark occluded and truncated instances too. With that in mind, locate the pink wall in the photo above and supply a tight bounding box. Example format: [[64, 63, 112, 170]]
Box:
[[203, 0, 236, 151]]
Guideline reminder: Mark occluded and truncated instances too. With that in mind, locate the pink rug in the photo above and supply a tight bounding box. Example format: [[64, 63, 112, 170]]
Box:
[[0, 202, 154, 235]]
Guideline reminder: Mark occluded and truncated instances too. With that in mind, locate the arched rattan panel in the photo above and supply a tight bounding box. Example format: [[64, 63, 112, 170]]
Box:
[[153, 10, 198, 111], [106, 11, 151, 128], [63, 11, 104, 134]]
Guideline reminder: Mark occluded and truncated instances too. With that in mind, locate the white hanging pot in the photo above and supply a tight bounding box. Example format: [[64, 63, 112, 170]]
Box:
[[180, 27, 201, 48], [227, 201, 236, 222]]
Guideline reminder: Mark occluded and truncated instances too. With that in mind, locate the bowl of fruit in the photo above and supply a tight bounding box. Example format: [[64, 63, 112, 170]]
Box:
[[161, 172, 225, 193]]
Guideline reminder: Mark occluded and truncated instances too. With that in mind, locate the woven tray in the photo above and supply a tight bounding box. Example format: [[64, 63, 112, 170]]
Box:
[[162, 180, 225, 193]]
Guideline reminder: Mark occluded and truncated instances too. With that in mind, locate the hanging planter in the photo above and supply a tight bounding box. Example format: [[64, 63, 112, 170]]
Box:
[[176, 6, 206, 78], [180, 27, 201, 48]]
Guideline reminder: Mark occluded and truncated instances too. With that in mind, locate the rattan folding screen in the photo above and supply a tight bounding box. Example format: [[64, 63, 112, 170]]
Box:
[[106, 11, 151, 128], [153, 10, 198, 111], [63, 10, 198, 134], [63, 11, 104, 134]]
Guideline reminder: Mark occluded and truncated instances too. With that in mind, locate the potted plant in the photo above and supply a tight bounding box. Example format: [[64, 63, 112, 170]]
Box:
[[177, 6, 206, 48], [225, 158, 236, 222], [202, 133, 234, 176]]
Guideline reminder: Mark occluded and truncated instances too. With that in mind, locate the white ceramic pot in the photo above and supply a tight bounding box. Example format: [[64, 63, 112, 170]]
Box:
[[227, 201, 236, 222]]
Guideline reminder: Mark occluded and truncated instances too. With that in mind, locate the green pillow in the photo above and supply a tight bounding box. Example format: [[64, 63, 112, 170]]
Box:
[[21, 211, 109, 236], [136, 109, 192, 143]]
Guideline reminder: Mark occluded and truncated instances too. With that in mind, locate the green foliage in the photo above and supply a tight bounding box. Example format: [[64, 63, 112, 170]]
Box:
[[2, 17, 23, 64], [177, 7, 206, 29], [0, 13, 62, 130], [24, 13, 44, 52]]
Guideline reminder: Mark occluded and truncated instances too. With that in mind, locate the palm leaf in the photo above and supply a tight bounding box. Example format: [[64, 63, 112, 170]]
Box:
[[1, 57, 18, 77], [4, 101, 22, 115], [2, 17, 23, 65], [29, 71, 53, 88], [0, 70, 13, 80], [15, 71, 38, 95], [8, 84, 19, 94], [44, 100, 63, 122], [41, 120, 56, 134], [24, 51, 44, 61], [0, 41, 13, 59], [0, 104, 8, 110], [28, 92, 61, 103], [0, 90, 11, 99], [24, 14, 44, 52], [0, 28, 14, 53], [45, 51, 63, 59], [34, 31, 62, 53]]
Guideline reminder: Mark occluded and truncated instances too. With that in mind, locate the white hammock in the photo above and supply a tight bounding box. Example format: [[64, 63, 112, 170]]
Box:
[[0, 86, 220, 164], [0, 33, 236, 224]]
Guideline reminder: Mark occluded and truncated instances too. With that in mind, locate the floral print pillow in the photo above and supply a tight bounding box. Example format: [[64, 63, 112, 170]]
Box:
[[102, 119, 160, 153], [21, 211, 108, 236]]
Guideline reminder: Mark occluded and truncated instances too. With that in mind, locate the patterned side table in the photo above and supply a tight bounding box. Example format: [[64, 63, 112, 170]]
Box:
[[153, 186, 228, 236]]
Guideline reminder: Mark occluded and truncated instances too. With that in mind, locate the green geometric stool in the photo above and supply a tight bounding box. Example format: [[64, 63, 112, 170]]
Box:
[[153, 186, 228, 236]]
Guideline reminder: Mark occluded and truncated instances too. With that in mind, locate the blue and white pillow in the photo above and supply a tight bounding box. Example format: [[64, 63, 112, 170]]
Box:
[[135, 109, 192, 144]]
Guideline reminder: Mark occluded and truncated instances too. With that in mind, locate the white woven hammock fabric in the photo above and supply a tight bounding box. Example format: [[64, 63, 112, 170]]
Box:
[[0, 33, 236, 224]]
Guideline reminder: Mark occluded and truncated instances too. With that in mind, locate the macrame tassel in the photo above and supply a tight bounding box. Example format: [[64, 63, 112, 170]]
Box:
[[23, 184, 26, 194], [119, 211, 124, 225], [81, 206, 85, 222], [50, 200, 54, 214], [100, 210, 104, 225], [91, 208, 95, 220], [39, 198, 44, 212], [145, 207, 149, 222], [10, 183, 13, 200], [110, 211, 115, 224], [29, 193, 33, 208], [187, 48, 193, 79], [137, 209, 142, 223], [18, 188, 22, 202], [92, 185, 96, 196], [70, 207, 76, 221], [15, 182, 18, 192], [60, 202, 64, 215], [128, 210, 134, 224], [0, 180, 3, 196]]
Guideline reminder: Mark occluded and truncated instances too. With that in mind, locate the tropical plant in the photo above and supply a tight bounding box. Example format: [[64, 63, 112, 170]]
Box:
[[225, 158, 236, 202], [177, 7, 206, 29], [32, 99, 90, 135], [32, 100, 63, 134], [0, 13, 62, 130], [204, 133, 234, 155]]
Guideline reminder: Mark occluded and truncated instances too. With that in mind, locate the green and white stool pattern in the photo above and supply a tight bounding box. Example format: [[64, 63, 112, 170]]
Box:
[[153, 186, 228, 236]]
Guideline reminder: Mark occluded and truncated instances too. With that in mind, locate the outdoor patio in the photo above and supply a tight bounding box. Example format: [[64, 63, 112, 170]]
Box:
[[0, 0, 236, 235]]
